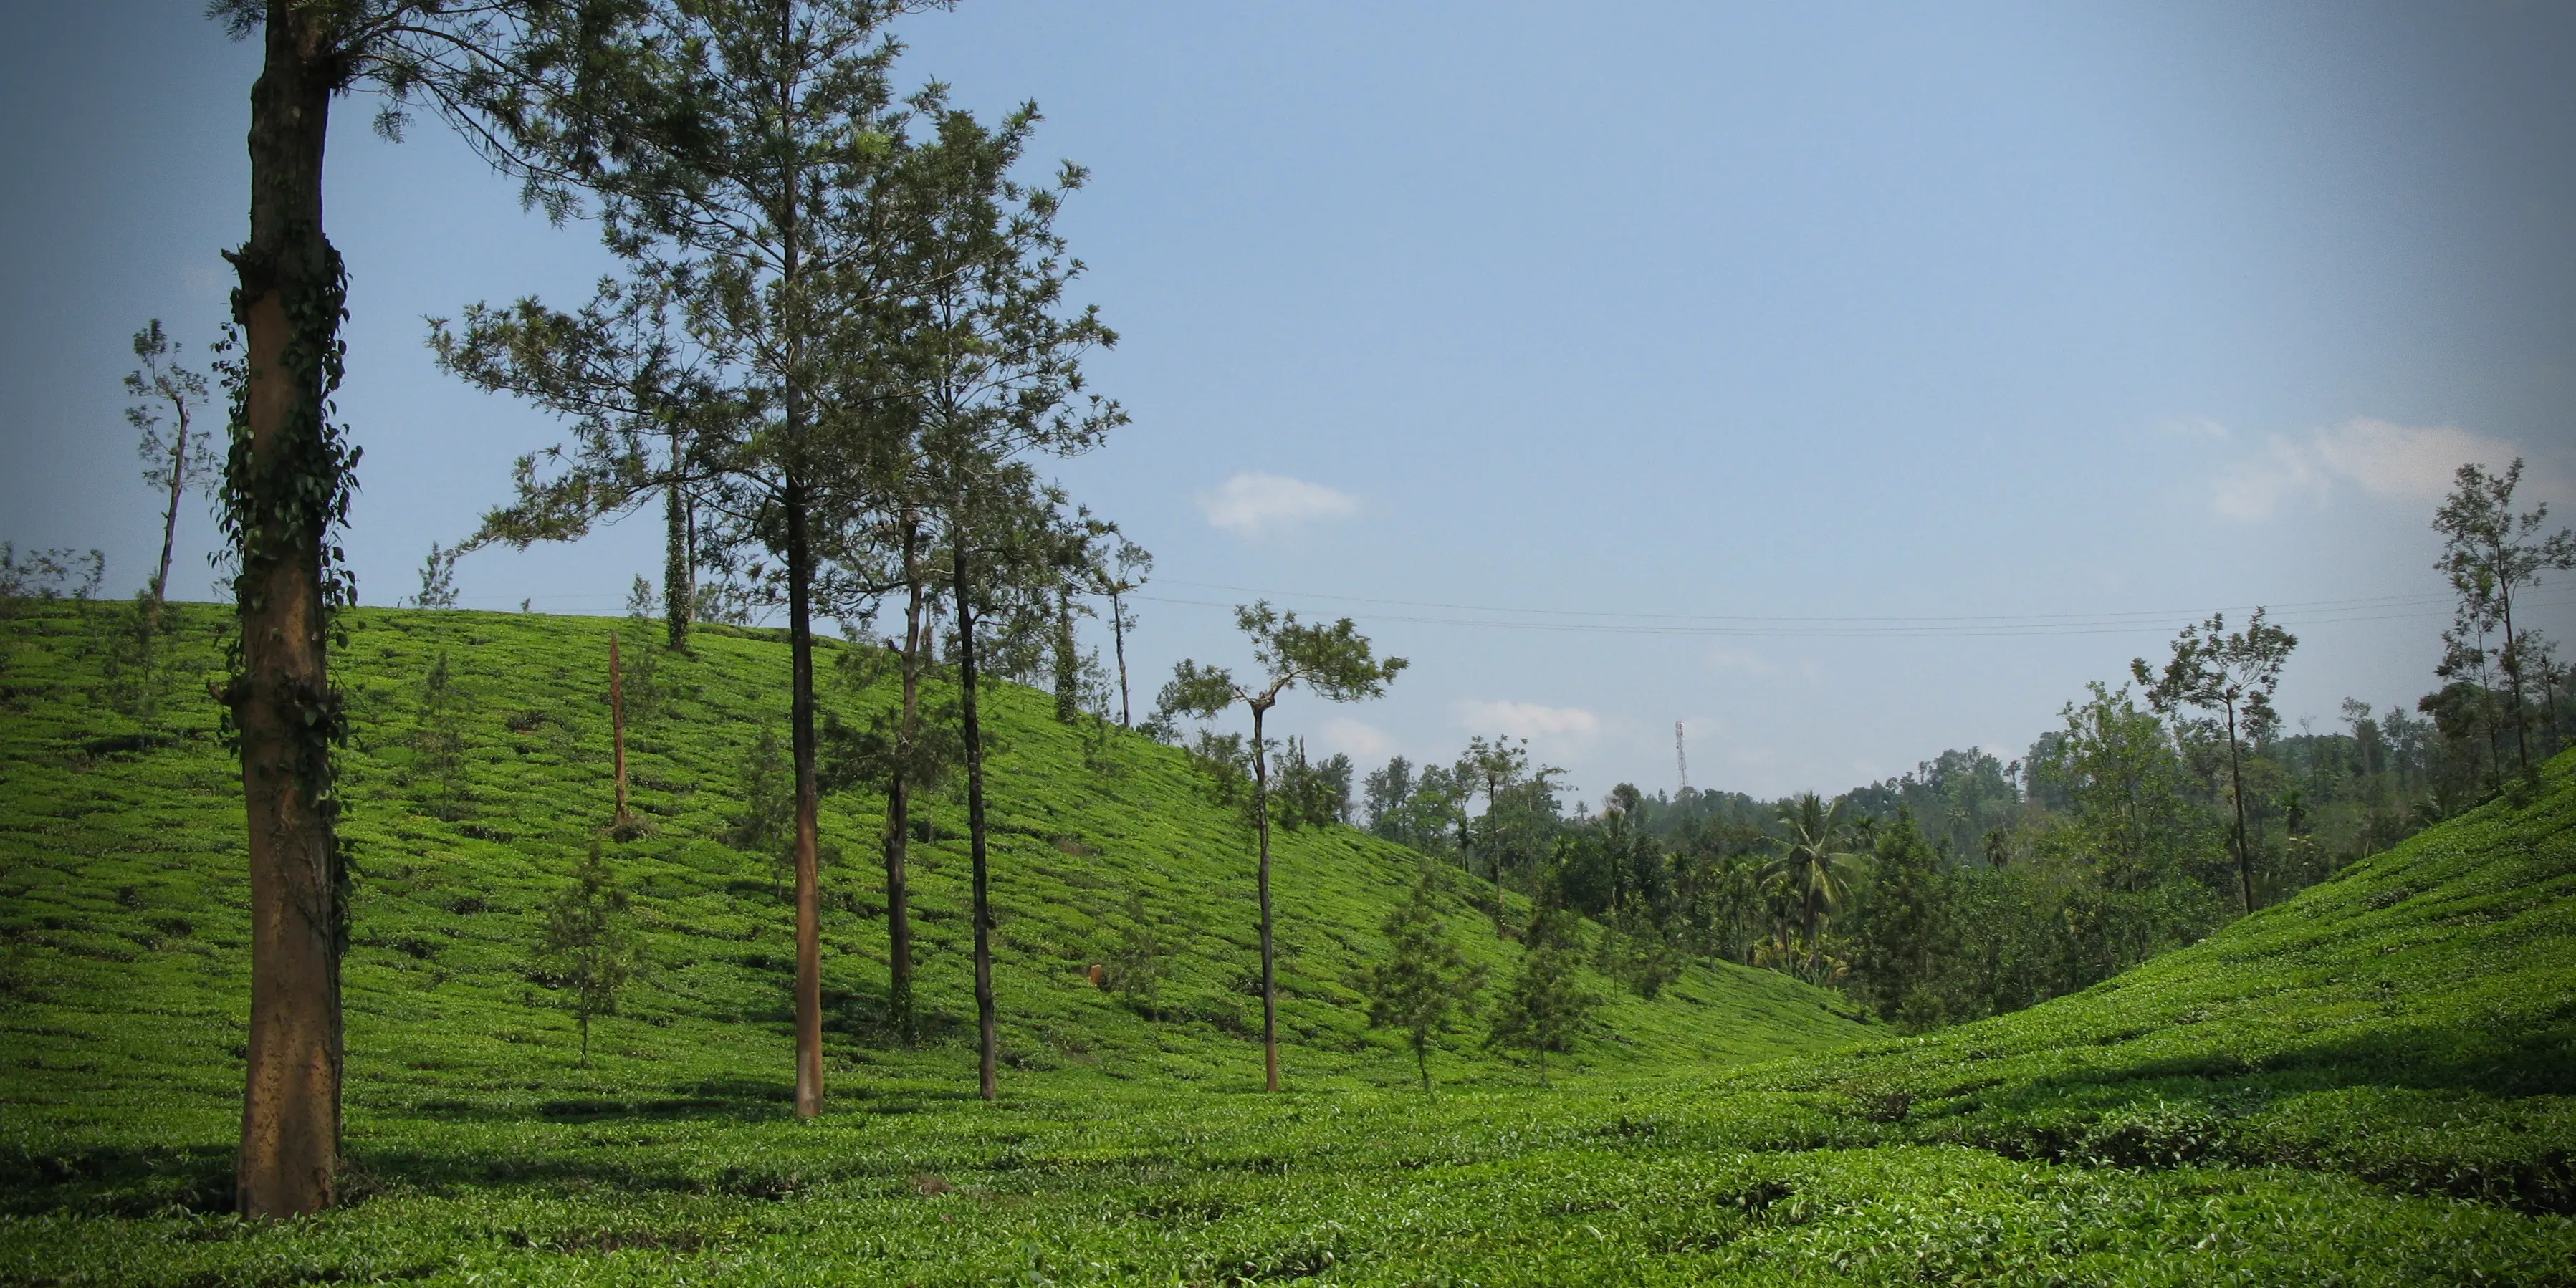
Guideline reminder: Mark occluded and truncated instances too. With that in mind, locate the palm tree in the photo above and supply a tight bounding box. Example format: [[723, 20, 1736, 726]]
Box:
[[1763, 793, 1864, 977]]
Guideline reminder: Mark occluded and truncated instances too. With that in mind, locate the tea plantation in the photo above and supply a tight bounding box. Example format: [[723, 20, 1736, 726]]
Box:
[[4, 603, 2572, 1284]]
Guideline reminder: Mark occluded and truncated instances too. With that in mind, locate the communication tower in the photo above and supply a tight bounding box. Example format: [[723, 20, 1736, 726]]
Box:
[[1675, 720, 1690, 795]]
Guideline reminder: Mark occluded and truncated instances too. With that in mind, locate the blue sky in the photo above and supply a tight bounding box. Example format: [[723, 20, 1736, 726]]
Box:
[[6, 1, 2572, 801]]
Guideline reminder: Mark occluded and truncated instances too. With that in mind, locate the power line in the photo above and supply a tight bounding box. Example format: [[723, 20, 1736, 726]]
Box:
[[1157, 577, 2452, 626], [1131, 587, 2572, 640]]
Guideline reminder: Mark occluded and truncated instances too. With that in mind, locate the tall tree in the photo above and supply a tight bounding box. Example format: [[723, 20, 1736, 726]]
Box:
[[204, 0, 628, 1217], [1156, 602, 1406, 1092], [1357, 872, 1484, 1093], [900, 87, 1122, 1097], [1764, 792, 1863, 976], [123, 319, 220, 618], [491, 0, 955, 1118], [2134, 609, 2297, 914], [2433, 459, 2576, 777], [1088, 529, 1151, 726], [1460, 735, 1531, 935]]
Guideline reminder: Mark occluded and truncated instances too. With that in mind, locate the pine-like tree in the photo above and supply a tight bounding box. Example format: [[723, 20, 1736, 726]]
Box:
[[1485, 907, 1600, 1087], [1358, 873, 1484, 1092], [533, 842, 643, 1067]]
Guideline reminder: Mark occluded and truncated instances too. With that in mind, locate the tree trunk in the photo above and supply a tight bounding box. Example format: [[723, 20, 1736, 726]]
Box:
[[954, 552, 998, 1101], [662, 443, 691, 651], [609, 630, 629, 823], [2501, 590, 2530, 776], [153, 413, 188, 617], [883, 518, 921, 1042], [228, 2, 348, 1219], [1111, 590, 1130, 727], [785, 471, 824, 1120], [2226, 703, 2254, 915], [1253, 701, 1278, 1092]]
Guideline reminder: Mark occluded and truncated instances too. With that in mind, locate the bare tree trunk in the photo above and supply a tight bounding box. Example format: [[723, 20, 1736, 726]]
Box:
[[2501, 591, 2530, 776], [609, 631, 629, 824], [153, 415, 189, 617], [227, 2, 347, 1219], [883, 518, 920, 1042], [1111, 589, 1130, 727], [786, 473, 824, 1120], [1253, 702, 1278, 1092], [2226, 703, 2254, 915], [955, 553, 997, 1100]]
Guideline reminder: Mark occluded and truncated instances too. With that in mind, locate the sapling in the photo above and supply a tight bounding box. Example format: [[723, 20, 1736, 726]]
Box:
[[1358, 873, 1484, 1093], [1485, 907, 1600, 1087], [533, 841, 643, 1067]]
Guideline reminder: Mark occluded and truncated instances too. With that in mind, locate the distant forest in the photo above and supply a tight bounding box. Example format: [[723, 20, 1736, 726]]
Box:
[[1180, 463, 2576, 1033]]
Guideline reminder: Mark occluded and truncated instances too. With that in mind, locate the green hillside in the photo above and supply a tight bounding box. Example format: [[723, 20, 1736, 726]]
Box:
[[5, 602, 2573, 1284]]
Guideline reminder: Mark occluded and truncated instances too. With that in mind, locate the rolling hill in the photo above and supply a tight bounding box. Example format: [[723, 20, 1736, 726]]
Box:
[[4, 601, 2570, 1284]]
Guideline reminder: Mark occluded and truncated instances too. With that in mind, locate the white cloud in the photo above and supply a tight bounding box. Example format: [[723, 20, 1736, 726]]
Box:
[[1457, 699, 1602, 741], [1317, 716, 1393, 761], [1706, 648, 1773, 675], [1196, 472, 1359, 537], [2213, 419, 2542, 521]]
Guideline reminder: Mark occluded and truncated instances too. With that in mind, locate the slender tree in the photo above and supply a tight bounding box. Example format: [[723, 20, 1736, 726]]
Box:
[[899, 87, 1122, 1100], [1460, 736, 1531, 936], [2433, 459, 2576, 777], [2134, 609, 2297, 915], [533, 841, 642, 1067], [1157, 602, 1407, 1092], [123, 320, 220, 618], [1357, 872, 1484, 1093], [1088, 529, 1151, 726]]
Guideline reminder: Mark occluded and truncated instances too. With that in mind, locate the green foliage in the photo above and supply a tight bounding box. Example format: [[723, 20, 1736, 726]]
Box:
[[1846, 812, 1950, 1028], [15, 607, 2571, 1281], [90, 591, 191, 736], [532, 842, 643, 1067], [727, 726, 793, 898], [410, 650, 471, 821], [1269, 739, 1351, 830], [1357, 873, 1485, 1091], [1102, 890, 1163, 1009], [1487, 908, 1603, 1084]]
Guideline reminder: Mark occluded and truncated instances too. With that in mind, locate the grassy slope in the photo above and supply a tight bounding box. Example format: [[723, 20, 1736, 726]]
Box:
[[4, 603, 2572, 1284], [0, 603, 1854, 1120]]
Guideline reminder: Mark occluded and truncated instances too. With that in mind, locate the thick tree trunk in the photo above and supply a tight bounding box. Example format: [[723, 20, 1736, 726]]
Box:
[[955, 554, 997, 1100], [883, 518, 921, 1042], [785, 473, 824, 1120], [1253, 702, 1278, 1092], [228, 4, 347, 1220]]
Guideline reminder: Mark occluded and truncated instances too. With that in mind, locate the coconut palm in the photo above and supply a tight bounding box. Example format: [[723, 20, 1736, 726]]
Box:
[[1763, 793, 1865, 976]]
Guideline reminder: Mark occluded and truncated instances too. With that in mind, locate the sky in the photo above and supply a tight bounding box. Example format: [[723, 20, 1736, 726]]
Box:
[[5, 1, 2573, 804]]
